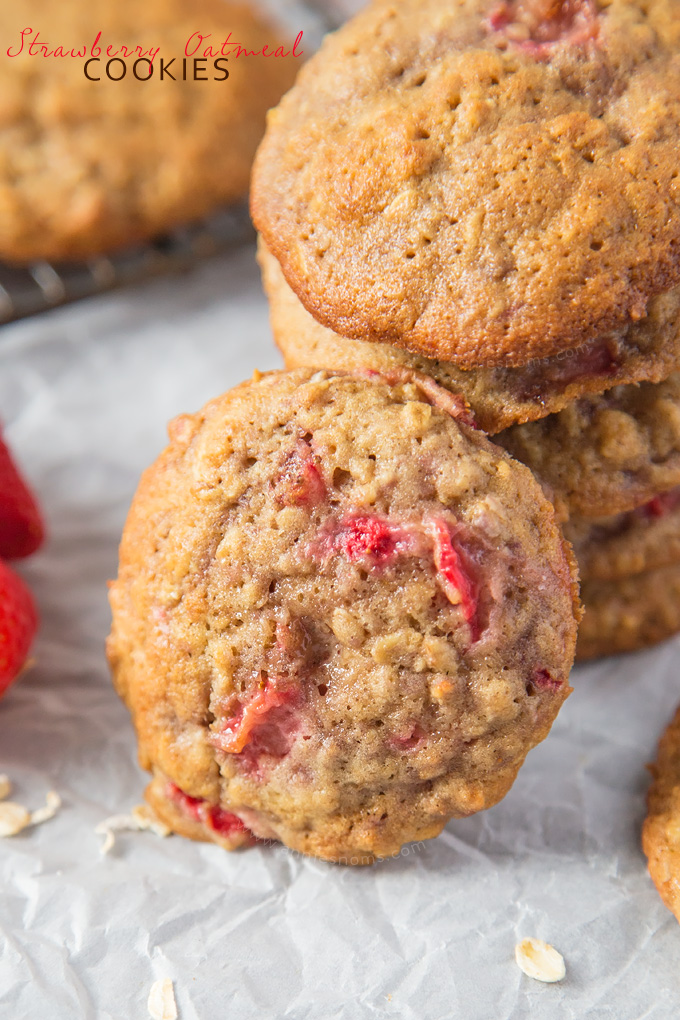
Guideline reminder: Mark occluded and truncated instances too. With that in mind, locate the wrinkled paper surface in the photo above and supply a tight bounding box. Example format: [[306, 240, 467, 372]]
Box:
[[1, 244, 680, 1019]]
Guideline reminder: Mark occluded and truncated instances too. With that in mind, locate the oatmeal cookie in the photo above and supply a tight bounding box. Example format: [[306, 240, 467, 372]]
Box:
[[565, 488, 680, 581], [108, 369, 579, 863], [261, 240, 680, 434], [577, 562, 680, 660], [497, 376, 680, 517], [0, 0, 298, 262], [643, 704, 680, 924], [252, 0, 680, 368]]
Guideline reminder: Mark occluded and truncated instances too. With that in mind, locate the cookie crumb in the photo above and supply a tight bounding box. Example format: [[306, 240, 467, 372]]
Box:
[[0, 775, 11, 801], [515, 937, 566, 983], [148, 978, 178, 1020], [0, 802, 31, 837]]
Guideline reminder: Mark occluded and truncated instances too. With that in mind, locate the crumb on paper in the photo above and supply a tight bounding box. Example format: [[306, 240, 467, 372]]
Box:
[[148, 978, 178, 1020], [0, 774, 11, 801], [515, 937, 566, 983], [0, 802, 31, 836], [96, 803, 171, 855]]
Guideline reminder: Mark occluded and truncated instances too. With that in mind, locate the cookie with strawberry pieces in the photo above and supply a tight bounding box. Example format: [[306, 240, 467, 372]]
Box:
[[108, 369, 580, 863]]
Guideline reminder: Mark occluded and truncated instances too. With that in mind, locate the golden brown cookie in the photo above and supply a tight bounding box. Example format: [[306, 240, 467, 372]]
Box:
[[643, 704, 680, 924], [108, 368, 579, 863], [497, 376, 680, 517], [565, 488, 680, 581], [0, 0, 298, 262], [252, 0, 680, 368], [577, 562, 680, 660], [260, 239, 680, 435]]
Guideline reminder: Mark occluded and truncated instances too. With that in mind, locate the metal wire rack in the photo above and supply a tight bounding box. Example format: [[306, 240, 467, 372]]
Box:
[[0, 204, 256, 326]]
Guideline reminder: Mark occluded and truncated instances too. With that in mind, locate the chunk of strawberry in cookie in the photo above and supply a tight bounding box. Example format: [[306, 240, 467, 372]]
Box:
[[426, 519, 479, 642], [167, 782, 256, 844], [518, 341, 618, 401], [529, 667, 563, 692], [211, 680, 302, 769], [640, 488, 680, 520], [276, 439, 326, 507], [389, 723, 426, 752], [488, 0, 599, 55], [309, 513, 424, 566]]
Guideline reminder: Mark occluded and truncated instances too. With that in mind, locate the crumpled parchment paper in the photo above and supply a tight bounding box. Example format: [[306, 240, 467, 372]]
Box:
[[1, 243, 680, 1019]]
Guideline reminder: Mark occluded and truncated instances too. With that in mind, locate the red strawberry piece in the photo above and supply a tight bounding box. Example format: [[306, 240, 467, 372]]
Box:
[[212, 682, 298, 756], [167, 783, 256, 842], [530, 668, 563, 692], [640, 488, 680, 520], [341, 516, 399, 565], [277, 440, 327, 508], [0, 558, 38, 697], [0, 431, 45, 559], [426, 518, 479, 642], [488, 0, 599, 55], [205, 805, 254, 840]]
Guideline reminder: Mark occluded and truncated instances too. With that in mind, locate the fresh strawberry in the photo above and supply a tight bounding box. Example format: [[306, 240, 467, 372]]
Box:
[[0, 558, 38, 697], [0, 431, 45, 559]]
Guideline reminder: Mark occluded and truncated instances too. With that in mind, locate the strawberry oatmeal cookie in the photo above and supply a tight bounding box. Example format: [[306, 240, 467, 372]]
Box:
[[565, 487, 680, 582], [0, 0, 298, 262], [497, 375, 680, 517], [577, 562, 680, 660], [643, 704, 680, 924], [108, 369, 579, 863], [260, 240, 680, 434], [252, 0, 680, 369]]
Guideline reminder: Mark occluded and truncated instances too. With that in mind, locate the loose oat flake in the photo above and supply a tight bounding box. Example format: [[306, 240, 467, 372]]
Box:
[[148, 978, 178, 1020], [0, 789, 61, 836], [96, 804, 171, 854], [0, 802, 31, 836], [515, 937, 566, 983], [31, 791, 62, 826]]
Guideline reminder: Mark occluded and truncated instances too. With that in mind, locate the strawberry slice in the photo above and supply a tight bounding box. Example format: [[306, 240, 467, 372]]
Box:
[[0, 558, 38, 697], [640, 488, 680, 520], [0, 430, 45, 560], [167, 783, 255, 842], [340, 516, 400, 565], [426, 519, 479, 642], [277, 440, 326, 508], [213, 683, 296, 755]]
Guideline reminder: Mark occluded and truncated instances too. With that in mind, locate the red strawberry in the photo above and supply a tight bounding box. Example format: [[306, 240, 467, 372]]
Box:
[[0, 430, 44, 559], [0, 558, 38, 697]]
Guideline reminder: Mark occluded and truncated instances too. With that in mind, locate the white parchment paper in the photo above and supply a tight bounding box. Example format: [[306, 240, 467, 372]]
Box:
[[1, 244, 680, 1019]]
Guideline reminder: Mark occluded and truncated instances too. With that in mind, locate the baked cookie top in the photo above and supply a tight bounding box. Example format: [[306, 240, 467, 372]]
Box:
[[260, 238, 680, 434], [497, 375, 680, 517], [108, 368, 579, 863], [253, 0, 680, 368], [644, 702, 680, 922], [0, 0, 298, 262]]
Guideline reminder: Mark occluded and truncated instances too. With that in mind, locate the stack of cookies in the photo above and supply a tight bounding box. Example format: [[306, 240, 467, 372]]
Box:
[[251, 0, 680, 660]]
